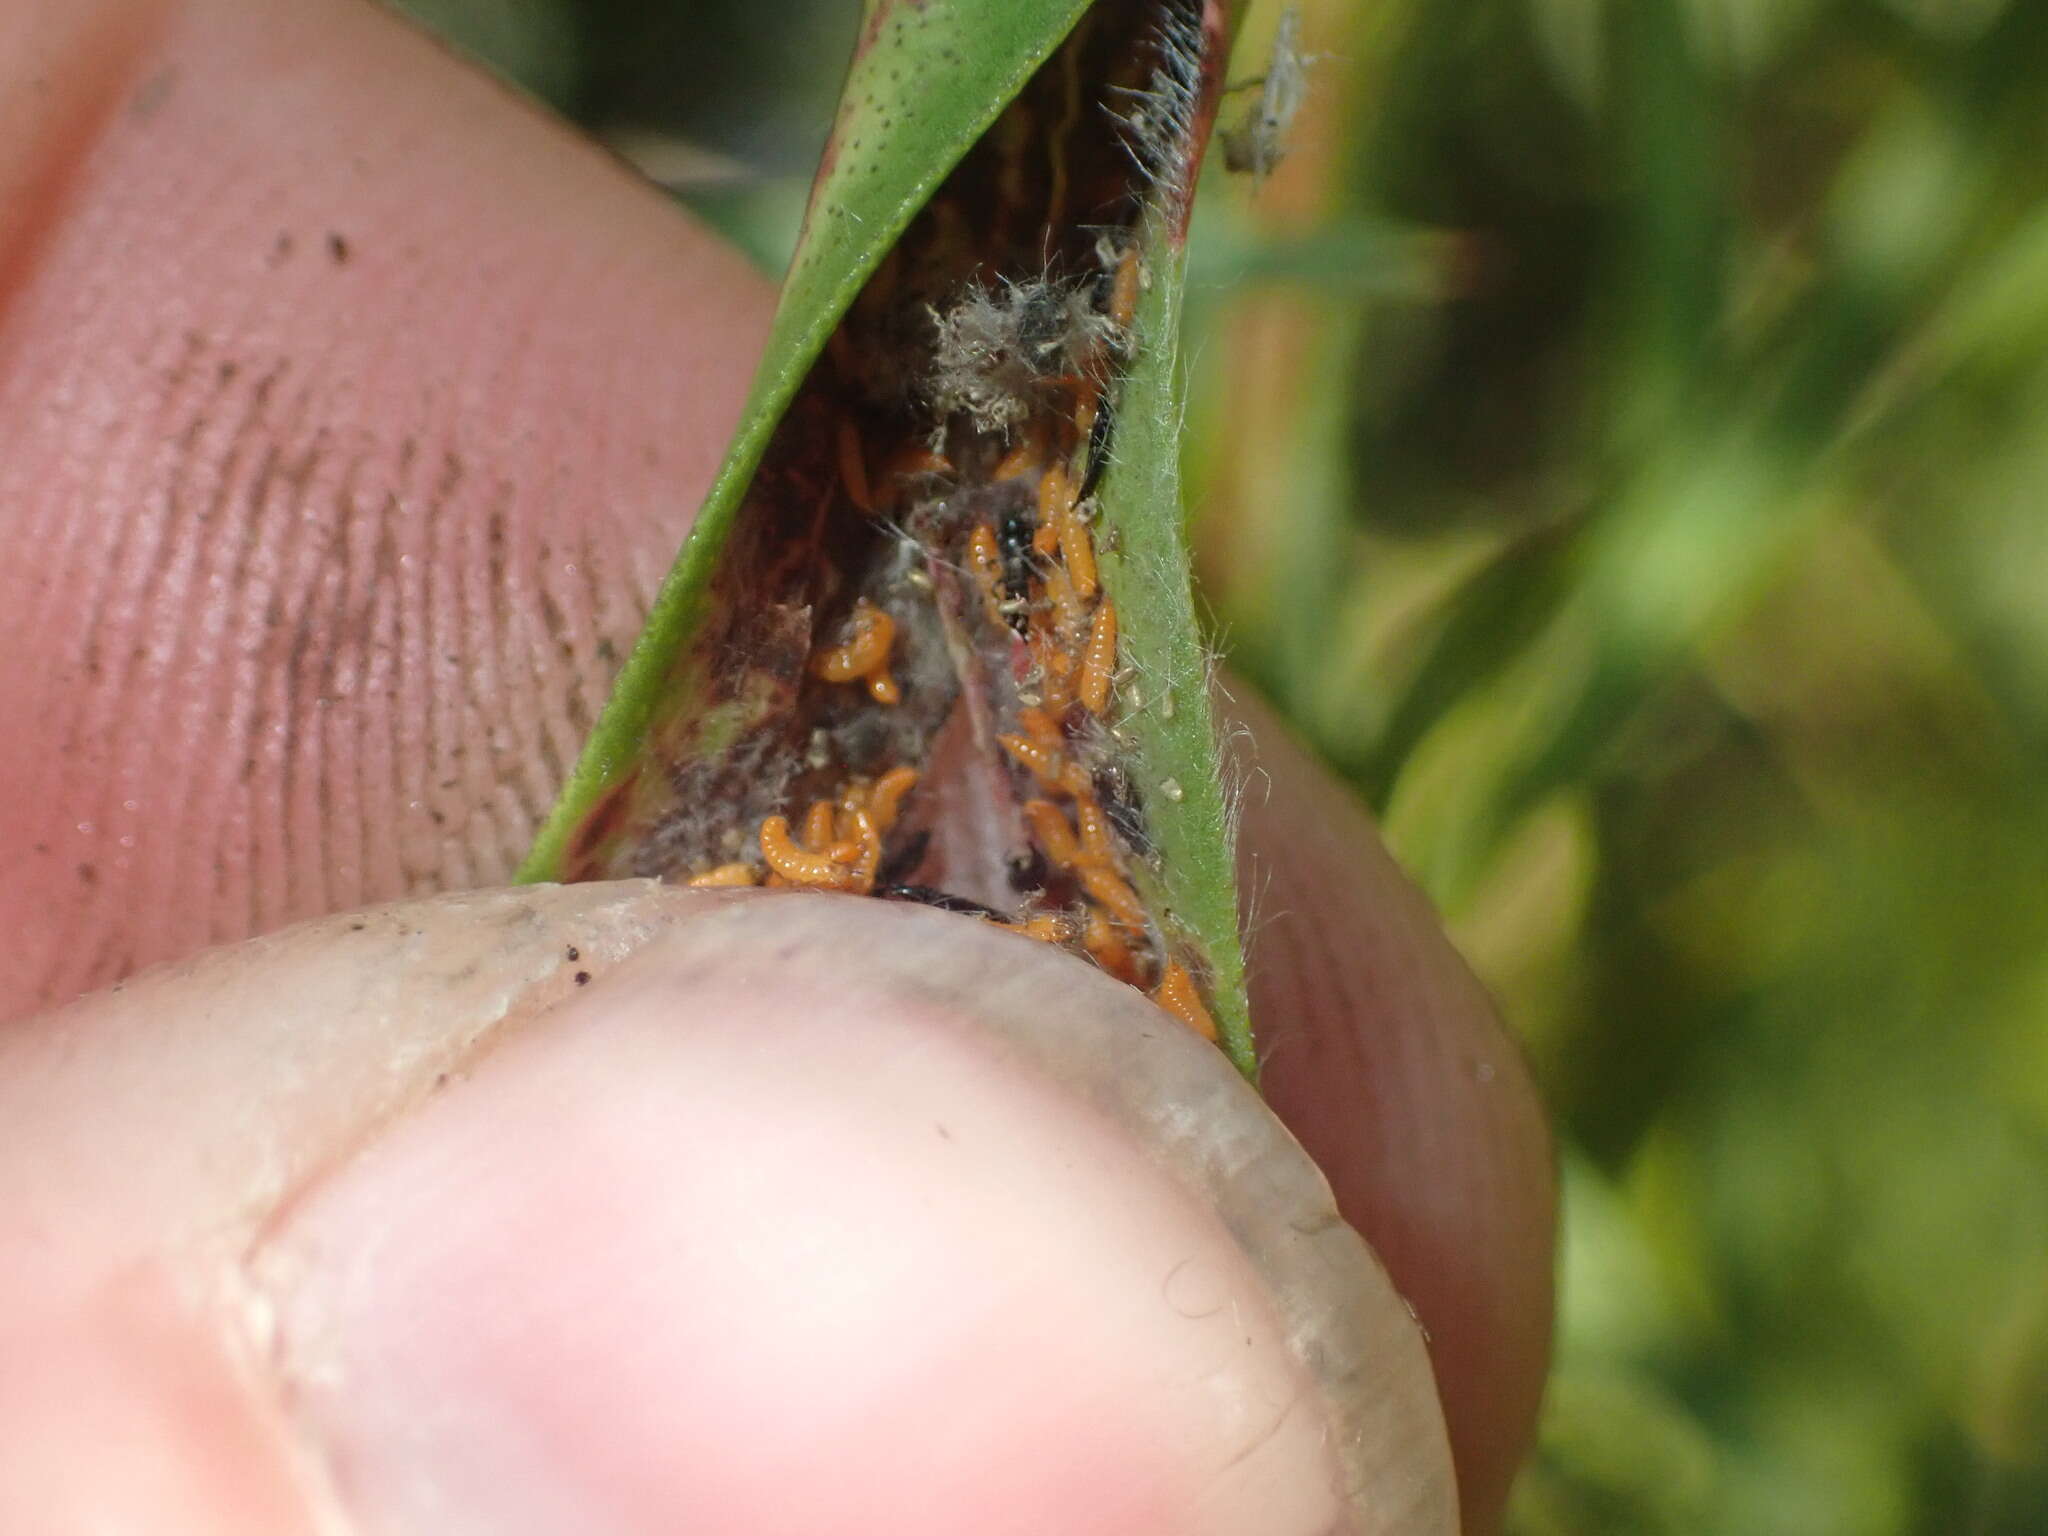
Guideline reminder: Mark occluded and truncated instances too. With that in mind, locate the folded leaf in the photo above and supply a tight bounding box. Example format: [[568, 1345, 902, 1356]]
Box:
[[519, 0, 1255, 1077]]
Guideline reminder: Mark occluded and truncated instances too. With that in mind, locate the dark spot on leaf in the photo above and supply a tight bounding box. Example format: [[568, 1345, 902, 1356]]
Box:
[[1006, 847, 1048, 892], [876, 827, 932, 886], [1096, 764, 1150, 857], [563, 771, 639, 879], [876, 885, 1004, 918]]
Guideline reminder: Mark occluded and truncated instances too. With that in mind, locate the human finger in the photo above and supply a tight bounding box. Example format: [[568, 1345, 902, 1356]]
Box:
[[0, 884, 1457, 1533], [0, 0, 773, 1014], [1227, 688, 1556, 1531]]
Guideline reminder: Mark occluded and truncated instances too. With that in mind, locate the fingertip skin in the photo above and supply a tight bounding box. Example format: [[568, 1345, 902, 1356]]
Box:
[[257, 905, 1357, 1534], [0, 885, 1458, 1535], [0, 1270, 321, 1536], [0, 0, 775, 1017], [1232, 693, 1556, 1533], [0, 2, 170, 304]]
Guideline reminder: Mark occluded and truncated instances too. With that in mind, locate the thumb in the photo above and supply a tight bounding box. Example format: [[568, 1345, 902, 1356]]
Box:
[[0, 884, 1455, 1534]]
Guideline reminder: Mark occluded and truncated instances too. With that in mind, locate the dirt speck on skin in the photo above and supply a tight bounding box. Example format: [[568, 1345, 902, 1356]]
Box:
[[128, 66, 177, 120]]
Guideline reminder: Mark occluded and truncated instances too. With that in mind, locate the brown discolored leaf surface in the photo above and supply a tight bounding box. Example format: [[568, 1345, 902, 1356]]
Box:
[[523, 1, 1255, 1073]]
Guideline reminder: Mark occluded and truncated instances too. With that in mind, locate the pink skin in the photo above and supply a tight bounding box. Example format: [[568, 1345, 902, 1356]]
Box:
[[1, 889, 1427, 1534], [0, 1, 1555, 1531]]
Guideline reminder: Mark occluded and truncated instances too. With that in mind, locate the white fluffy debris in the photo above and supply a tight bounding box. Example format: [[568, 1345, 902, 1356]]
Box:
[[926, 277, 1120, 434]]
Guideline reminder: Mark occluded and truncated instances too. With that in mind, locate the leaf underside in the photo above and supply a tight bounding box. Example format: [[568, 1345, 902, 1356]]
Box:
[[519, 0, 1255, 1078]]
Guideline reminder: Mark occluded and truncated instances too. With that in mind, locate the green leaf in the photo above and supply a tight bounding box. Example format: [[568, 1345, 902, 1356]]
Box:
[[519, 0, 1256, 1078], [1090, 217, 1253, 1062]]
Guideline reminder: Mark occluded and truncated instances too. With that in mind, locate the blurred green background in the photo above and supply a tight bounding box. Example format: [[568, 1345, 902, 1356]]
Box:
[[395, 0, 2048, 1528]]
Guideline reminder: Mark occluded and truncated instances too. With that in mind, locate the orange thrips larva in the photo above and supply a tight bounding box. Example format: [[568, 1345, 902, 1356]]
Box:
[[1042, 562, 1085, 636], [874, 445, 953, 513], [1154, 960, 1220, 1042], [967, 523, 1006, 624], [887, 445, 952, 482], [1070, 375, 1100, 444], [836, 416, 873, 513], [1109, 242, 1142, 330], [759, 815, 853, 888], [998, 732, 1068, 791], [992, 437, 1040, 481], [1059, 497, 1098, 600], [843, 806, 882, 891], [868, 765, 918, 831], [688, 862, 760, 888], [811, 599, 899, 705], [1031, 633, 1076, 712], [811, 600, 894, 681], [1022, 798, 1081, 868], [1035, 462, 1070, 555], [1083, 908, 1138, 980], [1078, 598, 1117, 716], [802, 797, 838, 853], [1078, 861, 1147, 930], [1072, 795, 1114, 865], [1003, 913, 1075, 944], [1015, 705, 1064, 751]]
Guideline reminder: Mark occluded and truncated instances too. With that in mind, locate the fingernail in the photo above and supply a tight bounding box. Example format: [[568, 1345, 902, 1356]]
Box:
[[254, 896, 1450, 1534]]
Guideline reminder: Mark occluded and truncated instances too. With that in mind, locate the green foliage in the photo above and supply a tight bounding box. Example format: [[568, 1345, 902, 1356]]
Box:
[[1188, 0, 2048, 1528], [1093, 229, 1255, 1063]]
